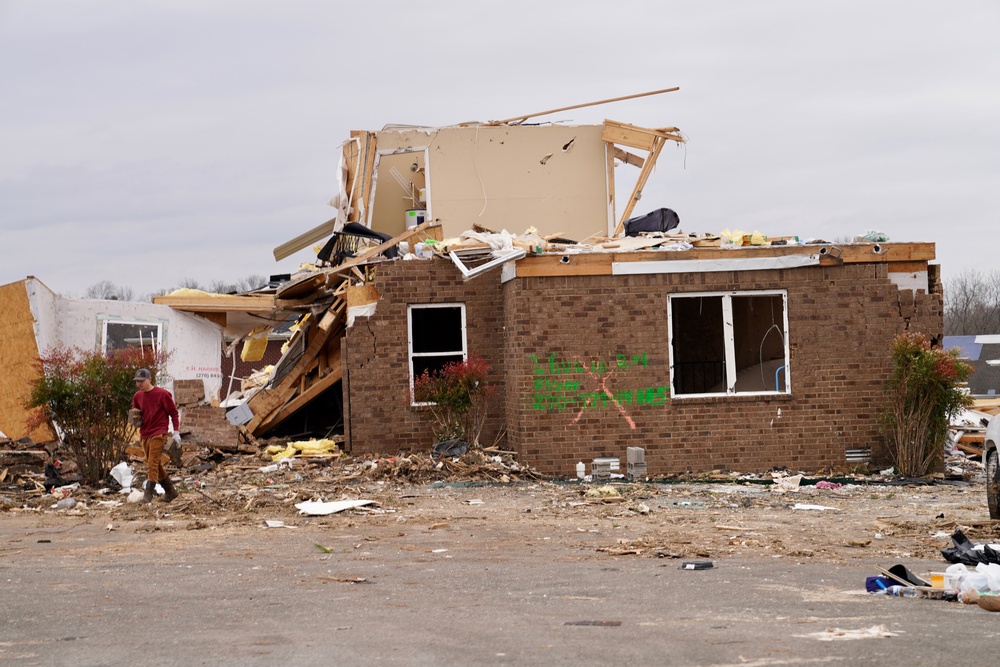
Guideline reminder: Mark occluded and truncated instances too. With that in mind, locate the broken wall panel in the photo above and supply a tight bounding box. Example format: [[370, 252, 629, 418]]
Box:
[[0, 280, 55, 441], [368, 124, 610, 241]]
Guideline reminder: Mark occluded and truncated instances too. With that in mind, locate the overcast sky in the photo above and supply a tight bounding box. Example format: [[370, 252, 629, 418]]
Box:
[[1, 1, 997, 298]]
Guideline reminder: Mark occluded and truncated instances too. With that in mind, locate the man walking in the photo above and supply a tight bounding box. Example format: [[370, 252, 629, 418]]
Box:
[[131, 369, 181, 504]]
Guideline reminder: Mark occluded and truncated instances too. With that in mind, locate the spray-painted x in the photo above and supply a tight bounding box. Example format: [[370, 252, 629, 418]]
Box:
[[569, 356, 636, 430]]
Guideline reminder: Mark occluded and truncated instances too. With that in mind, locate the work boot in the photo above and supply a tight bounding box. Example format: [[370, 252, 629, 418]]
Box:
[[140, 480, 156, 505], [160, 477, 179, 503]]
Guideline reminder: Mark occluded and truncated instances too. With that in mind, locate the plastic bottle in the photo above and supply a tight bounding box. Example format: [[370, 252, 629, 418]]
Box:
[[576, 462, 586, 479]]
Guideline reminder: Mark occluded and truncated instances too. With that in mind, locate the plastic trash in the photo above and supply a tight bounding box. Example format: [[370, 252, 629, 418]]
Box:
[[110, 461, 133, 490], [54, 497, 76, 510], [875, 585, 917, 597], [576, 462, 586, 479]]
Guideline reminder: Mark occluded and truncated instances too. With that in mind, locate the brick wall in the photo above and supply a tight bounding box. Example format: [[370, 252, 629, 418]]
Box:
[[342, 257, 944, 476], [504, 262, 943, 476], [344, 259, 506, 455], [180, 404, 241, 447]]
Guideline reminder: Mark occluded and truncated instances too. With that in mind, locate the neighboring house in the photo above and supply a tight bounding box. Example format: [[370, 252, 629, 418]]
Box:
[[943, 335, 1000, 396], [0, 277, 224, 441], [154, 117, 945, 476]]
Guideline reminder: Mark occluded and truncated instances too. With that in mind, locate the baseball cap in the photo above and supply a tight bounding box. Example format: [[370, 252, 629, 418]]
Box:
[[134, 369, 152, 381]]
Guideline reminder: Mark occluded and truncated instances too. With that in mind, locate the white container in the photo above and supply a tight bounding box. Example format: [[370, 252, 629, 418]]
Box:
[[405, 209, 427, 229], [576, 462, 585, 479]]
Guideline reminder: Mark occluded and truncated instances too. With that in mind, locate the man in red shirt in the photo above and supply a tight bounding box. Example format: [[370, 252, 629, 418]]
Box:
[[131, 369, 181, 504]]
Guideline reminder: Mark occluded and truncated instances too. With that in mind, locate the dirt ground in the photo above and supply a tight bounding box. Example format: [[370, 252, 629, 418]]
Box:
[[3, 446, 998, 568]]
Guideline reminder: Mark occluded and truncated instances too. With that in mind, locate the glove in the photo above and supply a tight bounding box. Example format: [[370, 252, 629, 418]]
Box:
[[172, 432, 182, 444]]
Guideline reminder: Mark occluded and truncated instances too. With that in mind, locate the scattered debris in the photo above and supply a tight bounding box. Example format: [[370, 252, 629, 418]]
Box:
[[295, 499, 374, 516], [803, 625, 897, 641]]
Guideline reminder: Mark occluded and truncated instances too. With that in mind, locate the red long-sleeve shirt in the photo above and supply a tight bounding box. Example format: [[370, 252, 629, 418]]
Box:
[[131, 386, 180, 439]]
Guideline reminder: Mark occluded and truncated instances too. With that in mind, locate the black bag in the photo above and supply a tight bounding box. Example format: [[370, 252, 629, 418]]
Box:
[[623, 208, 680, 237]]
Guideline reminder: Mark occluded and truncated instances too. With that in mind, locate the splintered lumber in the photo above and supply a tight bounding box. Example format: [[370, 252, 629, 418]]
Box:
[[957, 442, 984, 458], [246, 296, 347, 434], [329, 222, 444, 281], [256, 349, 344, 433], [614, 135, 667, 235]]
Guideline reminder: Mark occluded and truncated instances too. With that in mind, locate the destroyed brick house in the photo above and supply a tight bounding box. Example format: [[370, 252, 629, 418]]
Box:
[[148, 96, 943, 478]]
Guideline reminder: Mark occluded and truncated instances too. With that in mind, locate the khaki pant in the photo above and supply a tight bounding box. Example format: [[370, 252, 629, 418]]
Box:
[[141, 434, 168, 484]]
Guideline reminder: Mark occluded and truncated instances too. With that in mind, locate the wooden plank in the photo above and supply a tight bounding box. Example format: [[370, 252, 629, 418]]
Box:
[[246, 311, 341, 432], [514, 253, 613, 277], [257, 350, 344, 433], [486, 87, 679, 126], [272, 217, 337, 261], [614, 136, 666, 234], [602, 121, 657, 151], [153, 294, 278, 312], [612, 147, 644, 168], [888, 261, 930, 273], [359, 131, 377, 224], [510, 242, 938, 278], [603, 120, 685, 150]]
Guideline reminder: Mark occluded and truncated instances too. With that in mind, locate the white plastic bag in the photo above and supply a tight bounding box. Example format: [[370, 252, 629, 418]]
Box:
[[977, 562, 1000, 593], [110, 461, 133, 491]]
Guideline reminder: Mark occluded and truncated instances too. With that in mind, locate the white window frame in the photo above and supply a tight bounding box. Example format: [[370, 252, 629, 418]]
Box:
[[667, 290, 790, 398], [101, 319, 162, 356], [407, 303, 467, 405]]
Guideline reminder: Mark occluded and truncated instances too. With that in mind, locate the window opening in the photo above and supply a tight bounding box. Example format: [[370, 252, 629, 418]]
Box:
[[408, 304, 467, 400], [103, 320, 161, 357], [669, 291, 789, 396]]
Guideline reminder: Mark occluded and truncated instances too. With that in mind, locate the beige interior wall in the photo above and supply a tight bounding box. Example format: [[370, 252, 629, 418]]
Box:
[[370, 151, 427, 238], [371, 124, 610, 240], [0, 280, 55, 442]]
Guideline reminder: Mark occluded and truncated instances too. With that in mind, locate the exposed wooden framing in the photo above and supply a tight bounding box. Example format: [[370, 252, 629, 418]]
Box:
[[246, 302, 344, 433], [358, 131, 377, 224], [602, 120, 684, 150], [613, 147, 644, 168], [256, 350, 344, 433], [613, 135, 667, 235], [485, 87, 679, 126], [153, 294, 278, 312]]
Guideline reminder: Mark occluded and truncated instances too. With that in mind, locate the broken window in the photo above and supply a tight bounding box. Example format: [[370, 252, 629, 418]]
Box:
[[102, 320, 162, 356], [408, 303, 467, 397], [668, 291, 789, 396]]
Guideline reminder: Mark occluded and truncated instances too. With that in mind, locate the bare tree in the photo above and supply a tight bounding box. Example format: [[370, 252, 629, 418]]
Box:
[[84, 280, 135, 302], [944, 269, 1000, 335]]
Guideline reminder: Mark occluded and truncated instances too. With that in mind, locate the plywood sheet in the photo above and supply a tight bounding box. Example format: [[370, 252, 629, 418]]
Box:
[[0, 280, 55, 441]]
